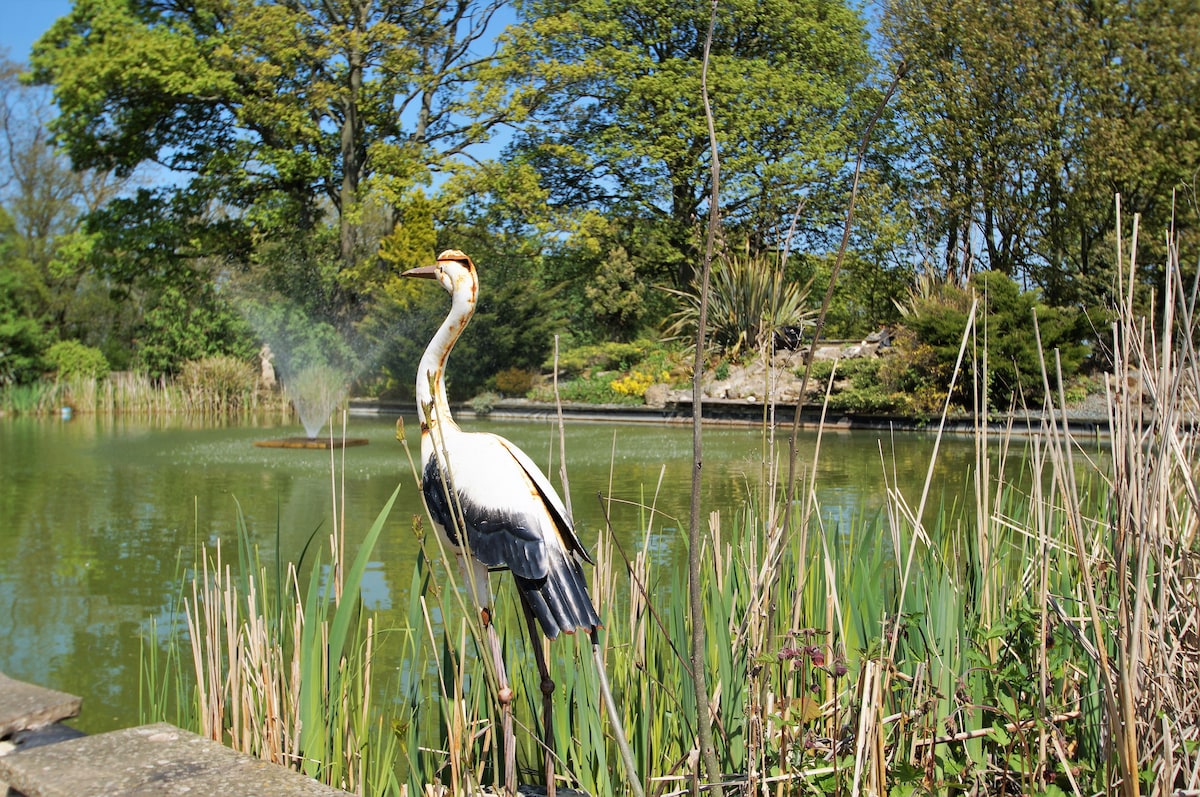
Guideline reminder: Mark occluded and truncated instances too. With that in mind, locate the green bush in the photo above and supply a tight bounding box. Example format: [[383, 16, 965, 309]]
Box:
[[469, 391, 501, 415], [878, 327, 950, 396], [493, 367, 535, 396], [550, 340, 651, 376], [0, 318, 47, 387], [824, 382, 902, 414], [137, 284, 256, 378], [529, 372, 641, 405], [584, 244, 647, 339], [0, 268, 49, 386], [45, 340, 110, 380], [901, 271, 1090, 409]]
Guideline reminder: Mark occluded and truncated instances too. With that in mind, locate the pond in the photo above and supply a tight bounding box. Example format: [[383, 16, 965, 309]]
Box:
[[0, 412, 982, 735]]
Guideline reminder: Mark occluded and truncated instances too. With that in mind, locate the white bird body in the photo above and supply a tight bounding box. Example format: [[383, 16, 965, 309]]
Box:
[[406, 250, 600, 639]]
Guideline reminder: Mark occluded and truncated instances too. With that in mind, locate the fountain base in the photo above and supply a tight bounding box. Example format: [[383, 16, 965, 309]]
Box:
[[254, 437, 370, 449]]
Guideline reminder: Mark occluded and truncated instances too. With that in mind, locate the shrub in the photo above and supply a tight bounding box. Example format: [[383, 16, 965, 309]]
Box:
[[469, 391, 501, 415], [899, 271, 1090, 408], [824, 382, 899, 414], [610, 370, 658, 398], [137, 284, 256, 379], [551, 340, 651, 376], [584, 245, 647, 339], [529, 372, 640, 405], [45, 340, 110, 380], [878, 327, 950, 395], [0, 318, 46, 387], [493, 367, 535, 396]]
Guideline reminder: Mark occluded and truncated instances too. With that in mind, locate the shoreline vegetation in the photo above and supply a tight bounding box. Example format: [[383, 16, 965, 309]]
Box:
[[0, 363, 292, 418], [125, 235, 1199, 796], [0, 344, 1123, 433], [0, 371, 1133, 441]]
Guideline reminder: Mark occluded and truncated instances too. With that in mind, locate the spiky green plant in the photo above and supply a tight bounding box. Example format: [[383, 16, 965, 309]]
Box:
[[662, 253, 813, 357]]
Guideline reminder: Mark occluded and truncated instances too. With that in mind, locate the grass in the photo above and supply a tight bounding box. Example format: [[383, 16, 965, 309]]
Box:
[[138, 224, 1197, 796], [1, 360, 290, 417]]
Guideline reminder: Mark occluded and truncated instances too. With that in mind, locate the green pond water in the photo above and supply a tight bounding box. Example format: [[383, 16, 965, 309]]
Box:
[[0, 412, 982, 734]]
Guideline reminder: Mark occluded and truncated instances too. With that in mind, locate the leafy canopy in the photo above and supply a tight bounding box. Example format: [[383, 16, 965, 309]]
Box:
[[497, 0, 876, 280]]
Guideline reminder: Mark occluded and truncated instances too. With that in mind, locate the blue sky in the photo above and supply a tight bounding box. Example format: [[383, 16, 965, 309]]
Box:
[[1, 0, 72, 65]]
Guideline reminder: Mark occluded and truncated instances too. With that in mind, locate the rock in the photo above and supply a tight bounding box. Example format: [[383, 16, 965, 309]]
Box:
[[0, 722, 353, 797], [0, 673, 81, 738], [810, 344, 845, 361], [773, 351, 808, 369], [643, 383, 671, 408]]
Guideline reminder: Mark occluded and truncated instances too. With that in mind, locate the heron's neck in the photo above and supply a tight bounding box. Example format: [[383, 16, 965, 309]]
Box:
[[416, 289, 474, 432]]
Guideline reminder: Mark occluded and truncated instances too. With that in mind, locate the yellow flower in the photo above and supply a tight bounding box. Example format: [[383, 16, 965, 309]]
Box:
[[610, 370, 654, 397]]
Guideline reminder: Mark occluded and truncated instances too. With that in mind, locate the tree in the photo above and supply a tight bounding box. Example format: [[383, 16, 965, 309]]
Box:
[[1055, 0, 1200, 305], [1, 54, 134, 364], [883, 0, 1200, 306], [883, 0, 1074, 284], [136, 282, 256, 378], [30, 0, 517, 323], [0, 206, 50, 385], [495, 0, 876, 285]]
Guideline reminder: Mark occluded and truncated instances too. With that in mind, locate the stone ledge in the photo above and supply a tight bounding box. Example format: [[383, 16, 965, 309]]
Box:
[[0, 722, 353, 797], [0, 674, 81, 738]]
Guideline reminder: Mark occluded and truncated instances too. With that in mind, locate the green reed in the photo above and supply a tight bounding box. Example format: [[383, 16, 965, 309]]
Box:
[[396, 232, 1194, 796], [140, 477, 403, 795]]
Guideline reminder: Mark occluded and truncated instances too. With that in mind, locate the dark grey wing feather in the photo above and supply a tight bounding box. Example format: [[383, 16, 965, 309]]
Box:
[[421, 448, 600, 639], [422, 454, 545, 575]]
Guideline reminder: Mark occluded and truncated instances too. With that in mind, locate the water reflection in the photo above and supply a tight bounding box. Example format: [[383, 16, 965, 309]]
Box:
[[1, 413, 1007, 734]]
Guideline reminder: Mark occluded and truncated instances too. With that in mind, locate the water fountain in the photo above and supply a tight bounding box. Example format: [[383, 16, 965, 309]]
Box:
[[255, 362, 369, 449]]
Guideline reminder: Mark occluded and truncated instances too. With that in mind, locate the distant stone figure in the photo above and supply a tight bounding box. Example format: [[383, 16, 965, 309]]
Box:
[[259, 344, 277, 389]]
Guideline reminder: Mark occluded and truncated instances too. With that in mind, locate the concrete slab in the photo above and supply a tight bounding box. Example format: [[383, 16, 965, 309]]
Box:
[[0, 674, 81, 738], [0, 723, 354, 797]]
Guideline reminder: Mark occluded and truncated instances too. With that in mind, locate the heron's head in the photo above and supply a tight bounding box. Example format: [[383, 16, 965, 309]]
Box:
[[402, 250, 477, 299]]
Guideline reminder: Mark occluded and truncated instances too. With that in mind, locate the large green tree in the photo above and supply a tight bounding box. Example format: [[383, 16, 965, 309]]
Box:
[[495, 0, 877, 286], [30, 0, 515, 323]]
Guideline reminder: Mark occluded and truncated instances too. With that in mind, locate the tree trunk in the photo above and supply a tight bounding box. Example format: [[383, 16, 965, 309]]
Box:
[[338, 2, 367, 272]]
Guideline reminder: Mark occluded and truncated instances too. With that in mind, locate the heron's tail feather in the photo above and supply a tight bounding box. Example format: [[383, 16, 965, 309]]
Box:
[[515, 553, 601, 640]]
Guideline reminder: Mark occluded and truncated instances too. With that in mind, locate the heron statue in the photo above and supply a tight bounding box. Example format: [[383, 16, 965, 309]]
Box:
[[403, 250, 642, 797]]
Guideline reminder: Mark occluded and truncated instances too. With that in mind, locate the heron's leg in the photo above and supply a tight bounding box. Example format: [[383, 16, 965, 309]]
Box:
[[481, 608, 517, 796], [520, 597, 556, 797]]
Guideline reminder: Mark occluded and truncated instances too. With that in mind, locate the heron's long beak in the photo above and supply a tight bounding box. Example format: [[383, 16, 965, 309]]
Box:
[[402, 265, 438, 279]]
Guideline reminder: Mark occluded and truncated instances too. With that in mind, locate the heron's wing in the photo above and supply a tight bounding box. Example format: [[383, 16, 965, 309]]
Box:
[[425, 430, 587, 578], [489, 434, 594, 564], [420, 431, 600, 637], [421, 450, 550, 579]]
